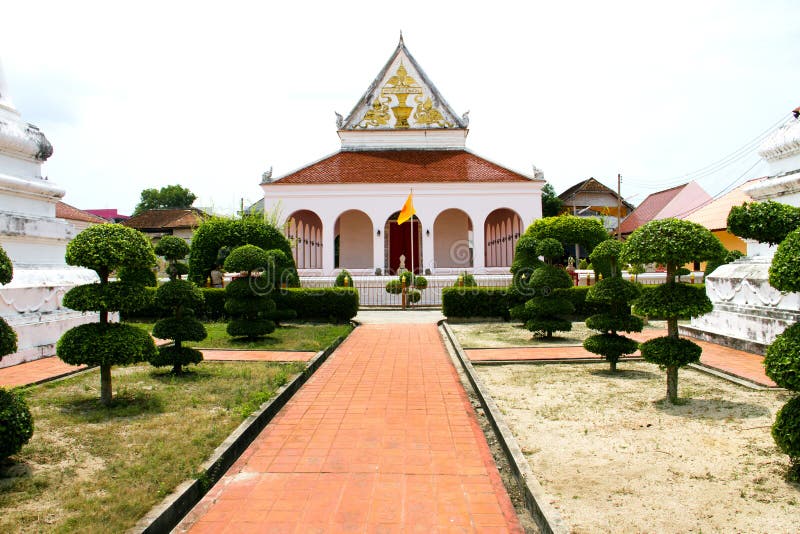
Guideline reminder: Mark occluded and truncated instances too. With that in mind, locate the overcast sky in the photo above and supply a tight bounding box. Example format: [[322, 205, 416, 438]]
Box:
[[2, 1, 798, 216]]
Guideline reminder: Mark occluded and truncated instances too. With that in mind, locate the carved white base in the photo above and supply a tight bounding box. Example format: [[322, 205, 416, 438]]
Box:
[[688, 257, 800, 350], [0, 309, 100, 368], [0, 266, 100, 368]]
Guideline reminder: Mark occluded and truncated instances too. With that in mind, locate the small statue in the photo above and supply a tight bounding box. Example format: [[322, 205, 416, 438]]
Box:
[[398, 254, 406, 272], [261, 166, 273, 183], [532, 164, 544, 181], [335, 112, 344, 129], [461, 110, 470, 127]]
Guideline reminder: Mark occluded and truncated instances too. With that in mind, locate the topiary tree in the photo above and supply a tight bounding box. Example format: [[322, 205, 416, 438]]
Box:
[[0, 244, 33, 460], [727, 201, 800, 246], [763, 226, 800, 480], [189, 216, 298, 286], [0, 244, 17, 358], [512, 238, 575, 338], [527, 215, 609, 263], [149, 236, 206, 374], [621, 219, 725, 403], [223, 245, 277, 339], [583, 239, 642, 372], [155, 235, 191, 281], [57, 224, 158, 405], [0, 388, 34, 460]]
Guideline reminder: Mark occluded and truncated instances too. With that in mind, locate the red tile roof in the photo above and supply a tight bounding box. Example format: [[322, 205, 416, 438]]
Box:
[[56, 202, 107, 224], [618, 184, 686, 235], [122, 208, 207, 231], [270, 150, 533, 185]]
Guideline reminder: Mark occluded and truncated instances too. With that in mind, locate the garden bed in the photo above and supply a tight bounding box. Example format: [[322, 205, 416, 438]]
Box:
[[450, 320, 667, 348], [475, 362, 799, 532], [129, 321, 352, 351], [0, 361, 305, 532]]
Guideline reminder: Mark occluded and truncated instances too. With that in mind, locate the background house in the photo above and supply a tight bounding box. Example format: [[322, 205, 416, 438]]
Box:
[[122, 207, 208, 246]]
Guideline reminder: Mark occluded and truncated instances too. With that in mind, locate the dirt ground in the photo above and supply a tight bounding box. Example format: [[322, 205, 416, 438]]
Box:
[[450, 321, 667, 348], [474, 362, 799, 533]]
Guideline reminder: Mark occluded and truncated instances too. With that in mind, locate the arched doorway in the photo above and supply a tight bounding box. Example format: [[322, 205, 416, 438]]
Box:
[[334, 210, 373, 269], [384, 211, 422, 274], [484, 208, 523, 268], [285, 210, 323, 270], [434, 209, 473, 269]]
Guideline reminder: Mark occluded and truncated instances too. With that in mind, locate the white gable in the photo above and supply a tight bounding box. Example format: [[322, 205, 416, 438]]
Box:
[[339, 37, 467, 134]]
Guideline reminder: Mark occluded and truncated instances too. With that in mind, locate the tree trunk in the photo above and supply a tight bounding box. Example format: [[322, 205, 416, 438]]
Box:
[[610, 358, 617, 373], [172, 340, 182, 375], [100, 364, 112, 405], [666, 366, 678, 403]]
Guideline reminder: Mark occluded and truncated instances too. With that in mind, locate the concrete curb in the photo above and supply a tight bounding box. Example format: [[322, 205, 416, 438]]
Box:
[[130, 332, 349, 534], [439, 320, 569, 534]]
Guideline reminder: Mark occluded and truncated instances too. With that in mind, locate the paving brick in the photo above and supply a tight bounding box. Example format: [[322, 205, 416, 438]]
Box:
[[178, 324, 523, 532]]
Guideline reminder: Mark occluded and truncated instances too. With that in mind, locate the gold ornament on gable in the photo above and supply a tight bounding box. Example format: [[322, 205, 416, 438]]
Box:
[[356, 61, 452, 129]]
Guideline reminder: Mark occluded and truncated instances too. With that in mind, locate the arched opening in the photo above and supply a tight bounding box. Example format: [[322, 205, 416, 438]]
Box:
[[384, 211, 422, 275], [484, 208, 523, 268], [433, 209, 473, 269], [285, 210, 323, 270], [334, 209, 373, 269]]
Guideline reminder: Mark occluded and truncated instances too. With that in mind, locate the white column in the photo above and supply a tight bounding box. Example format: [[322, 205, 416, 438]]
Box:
[[473, 220, 486, 273], [372, 223, 384, 273], [322, 219, 335, 275], [422, 221, 435, 274]]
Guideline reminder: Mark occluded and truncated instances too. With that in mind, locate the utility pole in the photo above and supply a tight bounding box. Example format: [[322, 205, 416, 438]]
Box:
[[617, 173, 622, 241]]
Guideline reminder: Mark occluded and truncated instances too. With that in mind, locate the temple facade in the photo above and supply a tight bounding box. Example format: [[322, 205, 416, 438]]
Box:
[[260, 37, 544, 276]]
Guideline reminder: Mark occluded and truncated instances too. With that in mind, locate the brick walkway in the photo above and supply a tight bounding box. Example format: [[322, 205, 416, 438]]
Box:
[[0, 357, 86, 388], [466, 329, 777, 388], [178, 324, 523, 533], [202, 350, 316, 362]]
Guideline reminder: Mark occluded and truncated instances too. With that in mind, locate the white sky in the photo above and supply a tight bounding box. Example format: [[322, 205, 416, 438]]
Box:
[[2, 0, 799, 215]]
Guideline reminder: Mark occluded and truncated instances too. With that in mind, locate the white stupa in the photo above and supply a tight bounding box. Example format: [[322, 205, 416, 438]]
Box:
[[0, 59, 98, 368], [684, 110, 800, 353]]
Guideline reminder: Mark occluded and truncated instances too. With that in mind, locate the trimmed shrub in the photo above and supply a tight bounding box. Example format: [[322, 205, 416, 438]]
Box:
[[770, 227, 800, 293], [0, 243, 16, 359], [583, 334, 639, 363], [335, 270, 353, 287], [442, 287, 518, 319], [526, 215, 609, 252], [223, 245, 276, 339], [728, 200, 800, 245], [408, 290, 421, 304], [155, 235, 190, 281], [150, 279, 207, 373], [57, 224, 158, 405], [516, 264, 575, 337], [620, 218, 724, 403], [189, 216, 298, 286], [765, 323, 800, 392], [0, 245, 11, 285], [0, 388, 34, 459], [272, 288, 358, 322], [771, 396, 800, 481], [552, 286, 609, 318], [453, 272, 477, 287], [510, 234, 542, 277], [537, 238, 564, 262], [386, 279, 403, 294], [58, 322, 158, 367], [200, 288, 227, 319], [118, 265, 157, 287]]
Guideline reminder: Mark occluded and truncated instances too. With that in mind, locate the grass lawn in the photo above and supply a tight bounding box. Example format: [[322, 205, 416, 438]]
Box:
[[0, 361, 305, 533], [129, 321, 353, 351]]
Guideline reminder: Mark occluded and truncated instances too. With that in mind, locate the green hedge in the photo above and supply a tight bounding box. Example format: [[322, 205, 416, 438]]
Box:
[[442, 287, 520, 319], [552, 286, 610, 318], [272, 288, 358, 323], [0, 388, 34, 460]]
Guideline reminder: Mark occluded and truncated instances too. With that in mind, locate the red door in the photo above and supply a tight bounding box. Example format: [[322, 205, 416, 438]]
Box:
[[388, 218, 420, 274]]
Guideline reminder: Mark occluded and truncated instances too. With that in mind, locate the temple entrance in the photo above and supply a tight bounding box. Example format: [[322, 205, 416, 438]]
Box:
[[385, 212, 422, 274]]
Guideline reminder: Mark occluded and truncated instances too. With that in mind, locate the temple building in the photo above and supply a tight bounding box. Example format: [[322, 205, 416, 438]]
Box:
[[260, 37, 544, 276]]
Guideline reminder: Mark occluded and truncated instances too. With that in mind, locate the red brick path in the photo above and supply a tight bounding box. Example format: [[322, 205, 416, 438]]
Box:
[[466, 329, 777, 388], [179, 324, 523, 533], [0, 357, 86, 388]]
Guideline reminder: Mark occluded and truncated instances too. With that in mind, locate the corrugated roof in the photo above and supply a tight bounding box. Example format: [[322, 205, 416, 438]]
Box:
[[558, 177, 635, 210], [270, 150, 532, 185], [618, 183, 687, 235], [122, 208, 207, 230], [56, 202, 107, 224], [683, 177, 766, 231]]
